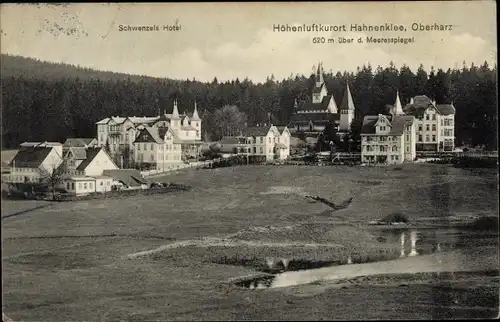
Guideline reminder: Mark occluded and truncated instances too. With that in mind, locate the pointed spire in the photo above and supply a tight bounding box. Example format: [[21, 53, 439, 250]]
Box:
[[340, 81, 355, 111], [172, 99, 180, 119], [410, 97, 414, 105], [294, 98, 298, 110], [192, 101, 200, 120], [315, 62, 324, 85], [391, 90, 404, 115]]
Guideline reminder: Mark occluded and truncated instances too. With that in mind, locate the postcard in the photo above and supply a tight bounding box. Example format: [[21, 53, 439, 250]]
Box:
[[1, 2, 498, 321]]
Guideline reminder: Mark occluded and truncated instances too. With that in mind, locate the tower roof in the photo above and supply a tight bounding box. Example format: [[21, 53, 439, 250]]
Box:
[[191, 101, 200, 121], [339, 82, 355, 111], [390, 90, 404, 115]]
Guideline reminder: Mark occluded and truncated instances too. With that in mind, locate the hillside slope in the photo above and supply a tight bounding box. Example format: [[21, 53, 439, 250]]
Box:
[[0, 54, 167, 82]]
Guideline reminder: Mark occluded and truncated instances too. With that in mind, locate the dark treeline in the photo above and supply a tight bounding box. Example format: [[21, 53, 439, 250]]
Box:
[[1, 54, 497, 149]]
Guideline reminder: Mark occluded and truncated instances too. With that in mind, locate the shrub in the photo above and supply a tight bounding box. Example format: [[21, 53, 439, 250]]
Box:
[[393, 166, 403, 171], [381, 212, 409, 224], [466, 216, 499, 231]]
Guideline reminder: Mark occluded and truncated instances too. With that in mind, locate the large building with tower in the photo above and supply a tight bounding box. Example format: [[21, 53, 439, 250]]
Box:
[[95, 100, 203, 169], [287, 63, 356, 138]]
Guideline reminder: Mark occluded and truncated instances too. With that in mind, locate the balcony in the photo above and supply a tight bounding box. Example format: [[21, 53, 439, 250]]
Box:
[[108, 129, 121, 135]]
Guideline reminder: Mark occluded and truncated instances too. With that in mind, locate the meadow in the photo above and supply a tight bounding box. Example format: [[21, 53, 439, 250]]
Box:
[[2, 163, 498, 320]]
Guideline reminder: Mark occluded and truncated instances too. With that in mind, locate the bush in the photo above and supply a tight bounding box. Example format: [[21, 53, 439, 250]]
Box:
[[381, 212, 409, 224], [393, 166, 403, 171], [466, 216, 498, 231]]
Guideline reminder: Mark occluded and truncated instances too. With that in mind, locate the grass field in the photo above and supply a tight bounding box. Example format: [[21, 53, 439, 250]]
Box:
[[2, 163, 499, 320]]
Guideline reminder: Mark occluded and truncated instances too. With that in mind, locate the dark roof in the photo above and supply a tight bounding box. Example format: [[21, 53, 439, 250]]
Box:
[[289, 113, 340, 123], [435, 104, 456, 115], [133, 127, 164, 144], [9, 147, 53, 168], [63, 138, 96, 148], [75, 148, 102, 171], [361, 115, 415, 135], [220, 136, 247, 144], [403, 95, 455, 117], [240, 125, 272, 137], [298, 95, 333, 111], [312, 83, 325, 94], [64, 147, 87, 160], [102, 169, 147, 187]]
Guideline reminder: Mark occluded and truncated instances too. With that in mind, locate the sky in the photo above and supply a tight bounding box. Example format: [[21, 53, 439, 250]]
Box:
[[0, 2, 497, 83]]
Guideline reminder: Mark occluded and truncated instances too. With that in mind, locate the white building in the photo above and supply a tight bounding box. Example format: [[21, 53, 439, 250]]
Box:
[[95, 100, 202, 166], [132, 126, 183, 170], [218, 124, 291, 162], [402, 95, 456, 151], [62, 147, 119, 176], [360, 114, 417, 164], [7, 142, 64, 183]]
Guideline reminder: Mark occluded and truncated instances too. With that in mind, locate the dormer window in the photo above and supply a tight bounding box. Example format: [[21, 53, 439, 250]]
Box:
[[142, 135, 148, 140]]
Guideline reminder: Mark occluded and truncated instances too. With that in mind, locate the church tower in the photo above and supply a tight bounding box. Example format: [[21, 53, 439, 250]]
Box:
[[312, 62, 328, 104], [390, 90, 404, 115], [339, 81, 355, 132], [191, 101, 201, 140]]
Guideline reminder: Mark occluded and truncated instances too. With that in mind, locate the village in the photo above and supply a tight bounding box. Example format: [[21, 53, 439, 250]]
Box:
[[2, 63, 470, 199]]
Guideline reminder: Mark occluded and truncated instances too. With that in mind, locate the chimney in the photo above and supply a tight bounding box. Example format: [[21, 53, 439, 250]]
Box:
[[410, 97, 414, 104]]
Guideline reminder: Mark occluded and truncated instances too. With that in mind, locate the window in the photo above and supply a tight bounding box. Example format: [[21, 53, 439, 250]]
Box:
[[71, 182, 75, 190], [418, 135, 423, 142], [268, 137, 271, 143], [100, 181, 103, 186], [144, 143, 148, 151], [426, 125, 430, 131], [366, 146, 372, 152], [367, 137, 372, 142], [406, 126, 411, 131], [89, 183, 93, 190], [379, 126, 386, 131], [138, 144, 141, 150], [432, 135, 436, 142], [150, 144, 154, 150], [260, 147, 263, 154], [253, 147, 257, 153], [432, 114, 436, 120], [432, 124, 436, 131], [66, 182, 70, 190], [426, 135, 429, 142], [260, 137, 264, 144], [425, 114, 430, 120], [406, 135, 409, 141], [406, 147, 409, 152], [151, 154, 154, 161], [395, 155, 399, 160], [418, 125, 422, 131], [393, 145, 397, 152], [380, 136, 386, 142], [83, 182, 87, 189], [380, 146, 386, 152]]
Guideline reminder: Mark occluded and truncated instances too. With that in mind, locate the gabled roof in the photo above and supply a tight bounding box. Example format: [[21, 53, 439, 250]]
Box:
[[134, 127, 164, 144], [435, 104, 456, 115], [240, 125, 273, 137], [102, 169, 147, 187], [63, 138, 96, 148], [65, 147, 87, 160], [9, 147, 53, 168], [75, 148, 103, 171], [298, 95, 334, 111], [20, 141, 62, 148], [361, 115, 415, 135]]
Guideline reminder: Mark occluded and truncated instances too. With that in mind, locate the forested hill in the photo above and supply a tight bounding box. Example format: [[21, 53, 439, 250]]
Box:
[[1, 54, 498, 150], [0, 54, 168, 82]]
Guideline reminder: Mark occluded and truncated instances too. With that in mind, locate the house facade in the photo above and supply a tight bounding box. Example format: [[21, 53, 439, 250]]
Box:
[[7, 142, 64, 183], [287, 63, 356, 138], [218, 124, 291, 161], [360, 114, 416, 164], [62, 147, 119, 176], [133, 126, 183, 170], [402, 95, 456, 151], [95, 100, 202, 166]]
